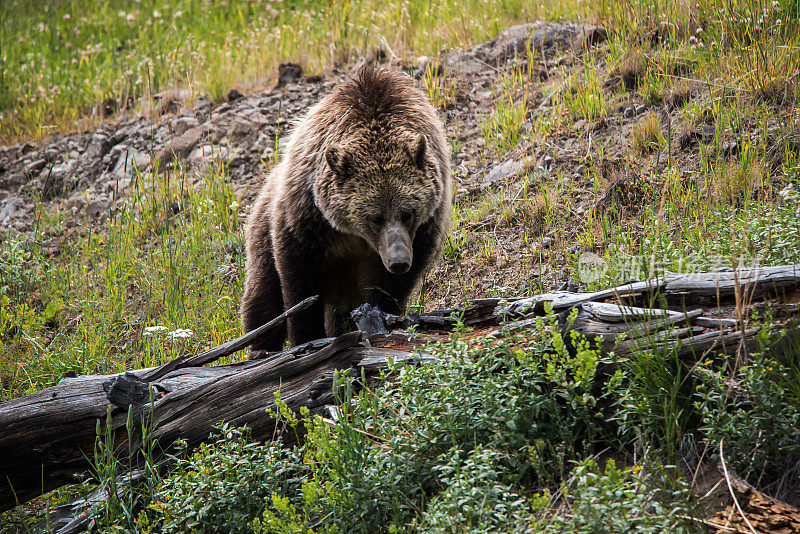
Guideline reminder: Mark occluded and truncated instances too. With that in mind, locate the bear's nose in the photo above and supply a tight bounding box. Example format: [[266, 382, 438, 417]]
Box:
[[388, 260, 411, 274]]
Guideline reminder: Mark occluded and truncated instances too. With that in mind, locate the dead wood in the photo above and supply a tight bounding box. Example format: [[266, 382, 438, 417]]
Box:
[[0, 331, 417, 512], [3, 265, 799, 520]]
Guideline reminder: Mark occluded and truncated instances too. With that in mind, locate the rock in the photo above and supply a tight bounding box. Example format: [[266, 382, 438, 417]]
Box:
[[40, 159, 77, 199], [66, 190, 88, 212], [0, 195, 24, 224], [573, 25, 608, 53], [276, 63, 303, 88], [170, 116, 200, 136], [444, 51, 485, 76], [188, 145, 229, 166], [86, 196, 111, 218], [487, 160, 522, 184], [227, 89, 243, 102], [226, 116, 256, 139], [156, 125, 208, 166], [84, 133, 110, 161], [476, 22, 599, 65], [260, 146, 275, 160], [25, 159, 47, 175], [113, 149, 150, 176]]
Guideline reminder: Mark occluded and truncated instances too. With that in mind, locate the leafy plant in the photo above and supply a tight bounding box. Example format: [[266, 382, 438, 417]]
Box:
[[419, 446, 532, 533], [549, 459, 695, 533], [696, 352, 800, 491], [150, 424, 306, 534]]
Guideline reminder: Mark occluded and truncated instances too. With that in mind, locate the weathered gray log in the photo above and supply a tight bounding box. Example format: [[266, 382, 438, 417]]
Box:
[[569, 303, 703, 336], [497, 265, 800, 318], [34, 346, 432, 534], [141, 295, 318, 381], [0, 332, 418, 512], [617, 327, 762, 358], [662, 264, 800, 298], [498, 278, 667, 316], [37, 460, 171, 534]]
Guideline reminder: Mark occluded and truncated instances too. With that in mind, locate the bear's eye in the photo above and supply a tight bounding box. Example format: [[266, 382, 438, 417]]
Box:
[[368, 214, 385, 229], [400, 211, 414, 226]]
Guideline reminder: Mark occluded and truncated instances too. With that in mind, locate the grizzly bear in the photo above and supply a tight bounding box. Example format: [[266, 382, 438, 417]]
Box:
[[240, 67, 452, 351]]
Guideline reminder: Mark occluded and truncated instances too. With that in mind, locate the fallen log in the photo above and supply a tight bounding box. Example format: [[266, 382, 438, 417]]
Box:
[[498, 264, 800, 316], [4, 265, 800, 518], [0, 332, 418, 512]]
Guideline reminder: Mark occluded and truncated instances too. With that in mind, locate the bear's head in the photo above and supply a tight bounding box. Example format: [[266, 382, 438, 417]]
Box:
[[314, 131, 445, 274]]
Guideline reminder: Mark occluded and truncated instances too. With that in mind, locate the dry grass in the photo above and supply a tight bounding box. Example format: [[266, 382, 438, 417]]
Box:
[[629, 111, 665, 155], [713, 148, 764, 206], [666, 81, 693, 109], [615, 49, 647, 90]]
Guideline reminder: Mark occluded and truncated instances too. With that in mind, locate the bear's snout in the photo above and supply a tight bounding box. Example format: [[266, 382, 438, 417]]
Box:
[[388, 257, 411, 274], [380, 222, 413, 274]]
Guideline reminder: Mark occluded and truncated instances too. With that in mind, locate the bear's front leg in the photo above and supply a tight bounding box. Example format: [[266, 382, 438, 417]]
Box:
[[272, 226, 328, 346], [241, 227, 287, 352]]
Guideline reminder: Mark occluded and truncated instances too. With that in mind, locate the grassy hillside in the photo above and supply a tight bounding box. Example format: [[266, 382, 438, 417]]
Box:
[[1, 0, 551, 143], [2, 0, 800, 531]]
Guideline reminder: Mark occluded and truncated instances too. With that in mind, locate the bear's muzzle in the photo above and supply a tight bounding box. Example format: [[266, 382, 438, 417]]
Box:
[[380, 222, 412, 274]]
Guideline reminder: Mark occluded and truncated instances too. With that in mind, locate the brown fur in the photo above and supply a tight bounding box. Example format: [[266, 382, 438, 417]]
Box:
[[240, 67, 452, 350]]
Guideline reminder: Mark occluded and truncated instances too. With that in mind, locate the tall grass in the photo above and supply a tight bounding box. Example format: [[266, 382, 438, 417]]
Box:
[[1, 0, 555, 143], [0, 161, 243, 399]]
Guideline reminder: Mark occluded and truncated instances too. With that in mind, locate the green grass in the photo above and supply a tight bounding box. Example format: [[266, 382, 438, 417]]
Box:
[[559, 56, 607, 122], [3, 0, 800, 530], [1, 0, 563, 143], [0, 161, 244, 399]]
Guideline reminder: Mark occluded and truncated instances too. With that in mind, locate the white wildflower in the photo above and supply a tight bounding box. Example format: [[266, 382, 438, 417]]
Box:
[[168, 328, 194, 339], [143, 325, 169, 336]]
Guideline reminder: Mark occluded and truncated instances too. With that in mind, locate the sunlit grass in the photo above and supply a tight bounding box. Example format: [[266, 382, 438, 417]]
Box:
[[1, 0, 556, 143], [0, 162, 244, 399]]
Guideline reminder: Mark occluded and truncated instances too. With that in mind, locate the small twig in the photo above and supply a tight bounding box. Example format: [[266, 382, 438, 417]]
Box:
[[677, 514, 748, 533], [719, 440, 759, 534]]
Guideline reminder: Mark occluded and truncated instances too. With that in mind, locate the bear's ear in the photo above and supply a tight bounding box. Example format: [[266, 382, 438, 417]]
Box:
[[409, 134, 427, 171], [326, 145, 349, 177]]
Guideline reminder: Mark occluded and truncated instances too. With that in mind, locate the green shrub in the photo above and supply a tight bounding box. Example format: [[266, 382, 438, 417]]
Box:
[[549, 459, 695, 533], [419, 446, 532, 533], [696, 352, 800, 489], [149, 425, 306, 534], [290, 313, 618, 531]]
